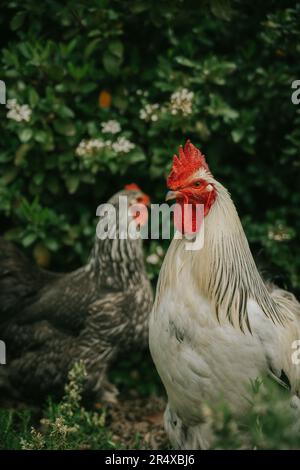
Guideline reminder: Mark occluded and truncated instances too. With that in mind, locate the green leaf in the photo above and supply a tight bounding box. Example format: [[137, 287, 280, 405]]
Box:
[[102, 51, 121, 76], [18, 128, 33, 143], [53, 120, 76, 136], [65, 175, 80, 194], [210, 0, 232, 21], [3, 169, 18, 184], [231, 129, 244, 143], [44, 238, 59, 251], [15, 144, 31, 166], [34, 130, 48, 144], [108, 40, 124, 59], [84, 38, 101, 58], [22, 233, 37, 247], [127, 149, 146, 164], [29, 89, 39, 107], [175, 57, 195, 68], [47, 176, 60, 195], [0, 151, 13, 163], [58, 106, 75, 119], [10, 12, 26, 31], [33, 173, 44, 185]]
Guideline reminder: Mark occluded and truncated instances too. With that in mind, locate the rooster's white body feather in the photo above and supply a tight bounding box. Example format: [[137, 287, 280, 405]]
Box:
[[150, 179, 300, 449]]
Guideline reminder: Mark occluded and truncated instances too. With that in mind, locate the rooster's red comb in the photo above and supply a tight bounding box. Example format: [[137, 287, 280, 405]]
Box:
[[167, 140, 210, 189], [124, 183, 142, 192]]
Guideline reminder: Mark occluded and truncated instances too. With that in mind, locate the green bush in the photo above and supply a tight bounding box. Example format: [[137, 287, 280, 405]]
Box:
[[210, 377, 300, 450], [0, 0, 299, 289]]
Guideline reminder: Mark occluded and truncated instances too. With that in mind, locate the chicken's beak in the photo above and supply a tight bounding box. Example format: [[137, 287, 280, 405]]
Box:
[[165, 191, 180, 202]]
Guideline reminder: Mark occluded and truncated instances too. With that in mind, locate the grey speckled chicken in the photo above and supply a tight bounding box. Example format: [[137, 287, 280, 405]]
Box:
[[0, 185, 153, 404]]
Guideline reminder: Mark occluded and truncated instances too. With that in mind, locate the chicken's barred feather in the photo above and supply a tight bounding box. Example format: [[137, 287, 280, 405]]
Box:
[[0, 188, 153, 404]]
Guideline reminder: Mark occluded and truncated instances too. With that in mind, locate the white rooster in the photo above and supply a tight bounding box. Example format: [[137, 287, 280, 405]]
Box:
[[149, 140, 300, 449]]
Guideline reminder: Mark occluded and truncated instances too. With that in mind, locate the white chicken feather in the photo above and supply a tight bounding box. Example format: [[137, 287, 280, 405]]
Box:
[[149, 141, 300, 449]]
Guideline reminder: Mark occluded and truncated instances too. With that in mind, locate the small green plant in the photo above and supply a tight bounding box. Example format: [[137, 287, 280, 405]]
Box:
[[209, 377, 300, 450], [0, 361, 118, 450]]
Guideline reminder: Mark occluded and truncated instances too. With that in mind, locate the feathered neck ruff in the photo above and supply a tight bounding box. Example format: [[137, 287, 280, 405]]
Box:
[[155, 182, 290, 332]]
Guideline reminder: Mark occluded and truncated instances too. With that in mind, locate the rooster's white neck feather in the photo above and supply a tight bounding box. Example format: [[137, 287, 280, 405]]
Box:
[[155, 181, 290, 331]]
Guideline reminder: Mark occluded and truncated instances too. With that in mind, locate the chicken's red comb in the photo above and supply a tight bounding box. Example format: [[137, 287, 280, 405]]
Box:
[[167, 140, 210, 189], [124, 183, 142, 192], [124, 183, 150, 206]]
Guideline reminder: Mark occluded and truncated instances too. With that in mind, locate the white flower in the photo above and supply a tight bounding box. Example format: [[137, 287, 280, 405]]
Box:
[[268, 224, 292, 242], [6, 99, 17, 109], [20, 428, 45, 450], [156, 245, 164, 257], [139, 103, 160, 122], [6, 99, 32, 122], [101, 120, 121, 134], [76, 138, 107, 157], [146, 253, 160, 265], [112, 136, 135, 153], [170, 88, 194, 116], [77, 135, 135, 157]]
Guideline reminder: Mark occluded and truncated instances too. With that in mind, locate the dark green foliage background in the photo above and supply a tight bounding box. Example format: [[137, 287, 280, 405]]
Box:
[[0, 0, 299, 291]]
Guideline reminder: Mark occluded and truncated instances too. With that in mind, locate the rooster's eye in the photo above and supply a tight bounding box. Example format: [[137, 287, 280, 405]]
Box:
[[194, 181, 202, 187]]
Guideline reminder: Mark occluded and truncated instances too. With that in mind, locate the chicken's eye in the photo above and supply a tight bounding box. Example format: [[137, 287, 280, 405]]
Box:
[[194, 181, 202, 187]]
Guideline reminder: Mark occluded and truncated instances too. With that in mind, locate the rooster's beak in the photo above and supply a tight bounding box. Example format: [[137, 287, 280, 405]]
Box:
[[165, 191, 179, 202]]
